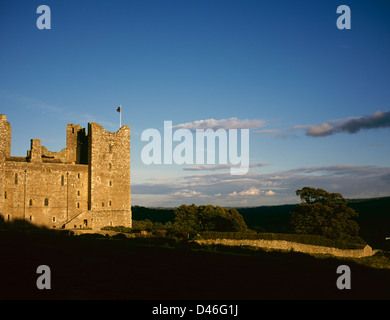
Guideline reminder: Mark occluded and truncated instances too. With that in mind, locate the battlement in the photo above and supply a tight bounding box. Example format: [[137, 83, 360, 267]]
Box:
[[28, 139, 42, 163]]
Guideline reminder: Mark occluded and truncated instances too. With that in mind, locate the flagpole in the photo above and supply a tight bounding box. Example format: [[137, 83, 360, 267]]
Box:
[[120, 104, 122, 128]]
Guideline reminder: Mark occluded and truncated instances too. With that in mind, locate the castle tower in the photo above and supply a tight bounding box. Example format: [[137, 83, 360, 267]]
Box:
[[0, 115, 12, 160], [66, 124, 88, 164], [0, 115, 12, 218], [88, 123, 131, 229]]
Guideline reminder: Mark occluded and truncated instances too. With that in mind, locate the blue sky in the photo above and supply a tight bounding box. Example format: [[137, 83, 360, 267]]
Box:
[[1, 0, 390, 207]]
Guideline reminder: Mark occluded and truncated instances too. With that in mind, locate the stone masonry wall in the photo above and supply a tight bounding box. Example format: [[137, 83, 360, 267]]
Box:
[[195, 239, 374, 258], [88, 123, 131, 228], [0, 114, 132, 230], [3, 161, 88, 228]]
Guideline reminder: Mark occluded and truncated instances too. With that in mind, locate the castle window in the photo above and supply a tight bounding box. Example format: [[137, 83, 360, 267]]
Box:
[[61, 175, 64, 186], [4, 191, 6, 199], [77, 190, 80, 196], [29, 216, 32, 221], [29, 199, 33, 206], [109, 201, 112, 207], [77, 173, 80, 179], [52, 217, 55, 222], [109, 163, 112, 169], [44, 198, 49, 206], [14, 173, 18, 184], [72, 127, 74, 134], [77, 202, 80, 208], [102, 202, 104, 207], [7, 214, 10, 221], [109, 144, 113, 153], [109, 180, 112, 186]]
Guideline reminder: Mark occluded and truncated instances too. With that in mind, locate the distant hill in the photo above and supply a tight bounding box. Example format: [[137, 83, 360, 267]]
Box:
[[347, 196, 390, 251], [131, 196, 390, 250], [132, 205, 175, 223]]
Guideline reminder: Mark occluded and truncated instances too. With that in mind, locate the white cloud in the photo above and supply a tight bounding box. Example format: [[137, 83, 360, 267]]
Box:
[[171, 189, 202, 198], [229, 187, 261, 196], [173, 117, 265, 131], [240, 187, 261, 196], [229, 188, 275, 197]]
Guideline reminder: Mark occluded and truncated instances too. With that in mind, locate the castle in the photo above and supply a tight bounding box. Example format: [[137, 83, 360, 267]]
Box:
[[0, 114, 131, 230]]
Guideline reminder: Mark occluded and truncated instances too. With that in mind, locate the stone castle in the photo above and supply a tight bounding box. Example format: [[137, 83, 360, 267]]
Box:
[[0, 114, 131, 230]]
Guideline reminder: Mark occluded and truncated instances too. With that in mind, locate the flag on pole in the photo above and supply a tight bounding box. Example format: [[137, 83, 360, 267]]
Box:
[[117, 105, 122, 128]]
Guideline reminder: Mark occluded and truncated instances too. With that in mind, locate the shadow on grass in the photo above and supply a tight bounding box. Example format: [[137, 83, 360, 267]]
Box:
[[1, 216, 390, 300]]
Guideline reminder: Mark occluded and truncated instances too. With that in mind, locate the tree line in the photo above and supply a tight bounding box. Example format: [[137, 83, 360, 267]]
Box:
[[130, 204, 248, 235], [124, 187, 363, 243]]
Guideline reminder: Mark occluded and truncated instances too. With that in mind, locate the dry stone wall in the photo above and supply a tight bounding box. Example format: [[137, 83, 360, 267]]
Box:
[[195, 239, 374, 258]]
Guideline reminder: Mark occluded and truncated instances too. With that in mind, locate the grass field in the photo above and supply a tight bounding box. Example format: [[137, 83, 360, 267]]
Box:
[[1, 229, 390, 300], [1, 196, 389, 300]]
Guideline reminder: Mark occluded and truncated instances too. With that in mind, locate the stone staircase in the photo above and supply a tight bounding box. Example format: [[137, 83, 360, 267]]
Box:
[[61, 211, 86, 229]]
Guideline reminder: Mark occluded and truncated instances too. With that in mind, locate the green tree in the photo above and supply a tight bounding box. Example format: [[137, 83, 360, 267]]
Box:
[[173, 204, 247, 233], [132, 219, 154, 231], [288, 187, 360, 240], [173, 204, 199, 233]]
